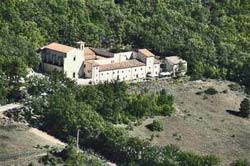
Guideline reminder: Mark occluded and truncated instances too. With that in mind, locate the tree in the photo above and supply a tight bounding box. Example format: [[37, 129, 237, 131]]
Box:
[[176, 61, 187, 77], [239, 98, 250, 118], [146, 120, 163, 132]]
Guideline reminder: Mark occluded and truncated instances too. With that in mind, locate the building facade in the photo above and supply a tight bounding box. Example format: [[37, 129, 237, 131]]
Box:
[[39, 42, 162, 84], [165, 56, 187, 77]]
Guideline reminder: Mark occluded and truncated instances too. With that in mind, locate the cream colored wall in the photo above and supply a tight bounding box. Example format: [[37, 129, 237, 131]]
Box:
[[84, 62, 92, 78], [131, 66, 146, 79], [92, 66, 100, 84], [64, 49, 85, 79], [114, 52, 133, 62], [43, 63, 63, 72], [94, 58, 115, 65], [153, 64, 160, 77], [97, 65, 146, 83], [145, 57, 154, 74]]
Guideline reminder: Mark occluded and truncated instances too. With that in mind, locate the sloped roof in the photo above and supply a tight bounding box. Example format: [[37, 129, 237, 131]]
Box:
[[90, 48, 114, 58], [99, 59, 145, 71], [138, 49, 155, 57], [44, 42, 75, 53], [165, 56, 186, 65], [84, 47, 96, 60]]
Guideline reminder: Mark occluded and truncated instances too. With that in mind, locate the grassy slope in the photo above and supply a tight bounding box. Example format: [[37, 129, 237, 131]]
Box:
[[129, 80, 250, 165]]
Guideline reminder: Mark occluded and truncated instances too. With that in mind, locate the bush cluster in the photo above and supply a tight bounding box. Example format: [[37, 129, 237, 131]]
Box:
[[146, 120, 164, 132], [24, 74, 220, 165], [204, 87, 218, 95]]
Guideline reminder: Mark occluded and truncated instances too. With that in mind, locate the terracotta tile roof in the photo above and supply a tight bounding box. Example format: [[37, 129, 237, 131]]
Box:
[[44, 42, 75, 53], [99, 59, 145, 71], [84, 47, 96, 60], [138, 49, 155, 57], [165, 56, 186, 65]]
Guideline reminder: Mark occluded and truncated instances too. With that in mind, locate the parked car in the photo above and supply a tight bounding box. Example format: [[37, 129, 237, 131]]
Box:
[[159, 72, 172, 78]]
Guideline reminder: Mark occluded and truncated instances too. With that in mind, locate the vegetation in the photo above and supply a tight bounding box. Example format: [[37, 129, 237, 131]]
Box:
[[232, 159, 250, 166], [1, 0, 250, 103], [40, 143, 107, 166], [22, 73, 219, 165], [1, 0, 249, 164], [239, 98, 250, 118], [228, 83, 242, 92], [204, 87, 219, 95], [146, 120, 164, 132], [196, 87, 218, 96]]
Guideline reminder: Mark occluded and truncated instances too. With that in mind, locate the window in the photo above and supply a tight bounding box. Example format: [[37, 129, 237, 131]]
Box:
[[107, 72, 109, 75], [141, 68, 143, 70], [73, 56, 76, 61], [113, 71, 115, 74], [73, 72, 76, 78], [122, 70, 124, 73], [135, 69, 137, 71]]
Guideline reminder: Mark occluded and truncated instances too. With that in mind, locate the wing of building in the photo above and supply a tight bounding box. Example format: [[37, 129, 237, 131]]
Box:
[[39, 42, 179, 85]]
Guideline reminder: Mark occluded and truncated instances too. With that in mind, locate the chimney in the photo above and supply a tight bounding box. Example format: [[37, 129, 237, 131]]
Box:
[[77, 41, 85, 50]]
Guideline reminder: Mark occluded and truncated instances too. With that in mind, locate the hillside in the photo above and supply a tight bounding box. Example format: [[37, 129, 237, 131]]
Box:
[[0, 123, 63, 165], [0, 1, 250, 104], [0, 0, 250, 165], [129, 79, 250, 165]]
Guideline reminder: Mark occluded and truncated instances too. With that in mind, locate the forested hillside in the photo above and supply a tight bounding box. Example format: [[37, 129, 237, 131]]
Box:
[[1, 0, 250, 85], [1, 1, 250, 165]]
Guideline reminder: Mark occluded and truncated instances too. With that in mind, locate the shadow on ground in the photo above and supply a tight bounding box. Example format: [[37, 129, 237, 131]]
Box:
[[226, 110, 242, 117]]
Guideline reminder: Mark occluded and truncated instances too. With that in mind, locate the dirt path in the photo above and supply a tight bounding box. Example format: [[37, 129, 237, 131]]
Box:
[[0, 103, 23, 114], [28, 128, 66, 146]]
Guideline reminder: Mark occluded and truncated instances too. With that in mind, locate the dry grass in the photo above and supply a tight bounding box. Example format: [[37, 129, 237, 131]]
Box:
[[0, 123, 64, 165], [129, 79, 250, 165]]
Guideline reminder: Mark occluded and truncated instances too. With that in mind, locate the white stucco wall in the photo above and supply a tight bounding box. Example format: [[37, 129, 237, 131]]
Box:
[[114, 52, 133, 62], [145, 57, 154, 74], [64, 49, 85, 79], [96, 65, 146, 83], [153, 63, 160, 77], [92, 66, 100, 84]]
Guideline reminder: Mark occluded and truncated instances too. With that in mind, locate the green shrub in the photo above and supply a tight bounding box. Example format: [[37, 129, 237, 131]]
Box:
[[204, 87, 218, 95], [195, 91, 203, 95], [222, 89, 228, 93], [146, 120, 163, 132], [232, 159, 250, 166], [239, 98, 250, 118], [228, 83, 242, 91]]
